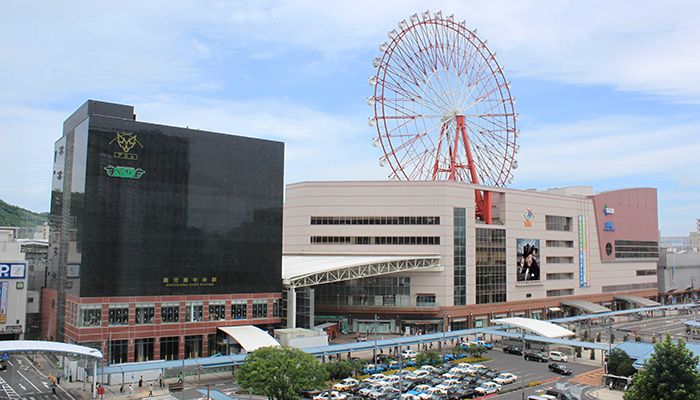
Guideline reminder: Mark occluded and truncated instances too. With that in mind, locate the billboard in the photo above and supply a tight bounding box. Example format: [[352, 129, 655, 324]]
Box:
[[0, 263, 26, 279], [516, 239, 540, 281], [0, 281, 7, 324]]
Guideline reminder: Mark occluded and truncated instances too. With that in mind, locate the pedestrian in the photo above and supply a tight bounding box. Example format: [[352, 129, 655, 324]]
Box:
[[149, 382, 154, 396], [57, 373, 61, 385], [69, 371, 72, 382], [139, 375, 143, 387], [129, 383, 134, 397], [159, 373, 163, 388], [51, 382, 56, 395]]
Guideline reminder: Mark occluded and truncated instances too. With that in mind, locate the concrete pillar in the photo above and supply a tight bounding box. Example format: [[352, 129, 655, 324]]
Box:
[[308, 288, 315, 328], [287, 287, 296, 328], [92, 360, 97, 398]]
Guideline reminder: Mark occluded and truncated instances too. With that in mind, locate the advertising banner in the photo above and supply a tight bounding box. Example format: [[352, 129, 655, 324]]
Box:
[[578, 215, 590, 287], [516, 239, 540, 281], [0, 281, 8, 324]]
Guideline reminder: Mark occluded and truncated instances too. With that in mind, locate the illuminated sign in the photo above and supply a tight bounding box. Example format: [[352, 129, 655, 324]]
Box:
[[162, 276, 219, 288], [104, 165, 146, 180], [0, 263, 26, 279], [603, 204, 615, 216], [522, 208, 535, 227], [110, 132, 143, 160], [604, 221, 616, 232], [578, 215, 590, 287]]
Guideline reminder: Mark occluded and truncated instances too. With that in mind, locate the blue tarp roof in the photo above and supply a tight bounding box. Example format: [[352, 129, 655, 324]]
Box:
[[615, 341, 700, 370], [550, 304, 696, 324], [479, 329, 610, 350], [683, 320, 700, 328]]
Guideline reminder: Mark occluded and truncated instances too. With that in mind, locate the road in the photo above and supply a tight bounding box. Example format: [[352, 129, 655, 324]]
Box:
[[0, 355, 75, 400]]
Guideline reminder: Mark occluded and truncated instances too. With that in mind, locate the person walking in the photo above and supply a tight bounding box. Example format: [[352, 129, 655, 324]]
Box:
[[139, 375, 143, 387], [51, 382, 56, 395], [158, 374, 163, 388], [149, 382, 154, 396], [56, 373, 61, 385], [129, 383, 134, 398], [69, 371, 72, 382]]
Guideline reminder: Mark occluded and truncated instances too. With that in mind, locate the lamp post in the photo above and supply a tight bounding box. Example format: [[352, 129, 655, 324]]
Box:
[[520, 330, 526, 400], [373, 314, 378, 364]]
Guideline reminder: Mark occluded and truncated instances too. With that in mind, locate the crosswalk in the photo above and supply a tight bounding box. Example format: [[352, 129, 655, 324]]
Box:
[[0, 375, 21, 399]]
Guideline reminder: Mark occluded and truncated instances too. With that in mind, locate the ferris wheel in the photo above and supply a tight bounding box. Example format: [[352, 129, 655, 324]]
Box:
[[368, 11, 519, 222]]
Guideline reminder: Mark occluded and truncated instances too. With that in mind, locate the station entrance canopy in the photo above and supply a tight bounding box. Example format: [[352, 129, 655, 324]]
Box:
[[218, 326, 279, 353], [561, 300, 611, 314], [282, 255, 441, 288], [0, 340, 103, 359], [614, 295, 661, 307], [491, 317, 575, 338]]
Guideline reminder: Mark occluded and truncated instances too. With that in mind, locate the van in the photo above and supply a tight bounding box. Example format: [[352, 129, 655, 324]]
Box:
[[527, 396, 556, 400], [549, 351, 568, 362]]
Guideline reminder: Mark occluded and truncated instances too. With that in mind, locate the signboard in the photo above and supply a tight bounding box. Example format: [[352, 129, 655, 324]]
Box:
[[578, 215, 590, 287], [522, 208, 535, 227], [0, 263, 26, 279], [516, 239, 540, 281], [66, 264, 80, 278], [104, 132, 146, 179], [0, 282, 7, 324]]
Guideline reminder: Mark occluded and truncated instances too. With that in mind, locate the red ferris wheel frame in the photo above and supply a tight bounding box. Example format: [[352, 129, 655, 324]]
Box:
[[369, 11, 518, 223]]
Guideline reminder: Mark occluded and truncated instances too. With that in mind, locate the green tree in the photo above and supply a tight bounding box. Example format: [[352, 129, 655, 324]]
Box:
[[416, 350, 442, 366], [325, 359, 365, 380], [607, 349, 636, 377], [236, 346, 328, 400], [466, 344, 486, 359], [624, 337, 700, 400]]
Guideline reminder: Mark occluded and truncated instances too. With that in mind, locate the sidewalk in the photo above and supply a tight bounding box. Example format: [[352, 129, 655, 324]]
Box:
[[587, 387, 624, 400]]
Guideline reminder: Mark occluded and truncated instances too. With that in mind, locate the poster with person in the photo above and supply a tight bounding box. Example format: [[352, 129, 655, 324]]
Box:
[[516, 239, 540, 281]]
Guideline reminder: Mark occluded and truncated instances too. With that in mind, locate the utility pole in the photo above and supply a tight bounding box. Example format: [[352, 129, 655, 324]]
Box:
[[520, 330, 526, 400]]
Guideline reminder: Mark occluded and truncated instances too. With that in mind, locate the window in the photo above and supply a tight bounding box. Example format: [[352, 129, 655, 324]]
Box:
[[314, 276, 411, 308], [78, 305, 101, 327], [605, 242, 613, 256], [252, 300, 268, 319], [108, 304, 129, 326], [160, 336, 179, 360], [546, 272, 575, 280], [272, 299, 281, 318], [185, 302, 203, 322], [636, 269, 657, 276], [602, 282, 657, 292], [135, 304, 155, 324], [546, 256, 574, 264], [232, 301, 247, 320], [184, 335, 203, 359], [208, 301, 226, 321], [310, 236, 440, 245], [161, 303, 180, 323], [416, 294, 436, 307], [134, 338, 154, 362], [614, 240, 659, 259], [475, 228, 507, 304], [453, 207, 466, 306], [545, 215, 573, 231], [545, 240, 574, 248], [109, 339, 128, 364], [546, 289, 574, 297], [310, 216, 440, 225]]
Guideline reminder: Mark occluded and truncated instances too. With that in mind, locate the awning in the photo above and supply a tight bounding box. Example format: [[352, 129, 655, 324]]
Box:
[[614, 295, 661, 307], [548, 307, 562, 312], [218, 326, 280, 353], [490, 317, 575, 338], [561, 300, 611, 314], [683, 320, 700, 328], [0, 340, 103, 360]]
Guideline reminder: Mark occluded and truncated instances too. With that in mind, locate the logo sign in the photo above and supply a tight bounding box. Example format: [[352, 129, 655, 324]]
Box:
[[522, 208, 535, 227], [0, 282, 7, 324], [110, 132, 143, 160], [603, 205, 615, 216], [604, 221, 616, 232], [104, 165, 146, 180], [0, 263, 26, 279]]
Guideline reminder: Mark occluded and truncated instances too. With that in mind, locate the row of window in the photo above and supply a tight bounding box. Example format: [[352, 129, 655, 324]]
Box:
[[545, 256, 574, 264], [545, 240, 574, 248], [110, 335, 205, 363], [311, 216, 440, 225], [602, 282, 657, 292], [78, 300, 280, 327], [545, 215, 573, 232], [310, 236, 440, 245], [546, 288, 574, 297], [636, 269, 657, 276], [416, 294, 437, 307], [546, 272, 575, 280], [614, 240, 659, 259]]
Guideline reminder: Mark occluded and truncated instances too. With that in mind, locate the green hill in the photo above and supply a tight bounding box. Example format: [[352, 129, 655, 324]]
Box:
[[0, 199, 49, 228]]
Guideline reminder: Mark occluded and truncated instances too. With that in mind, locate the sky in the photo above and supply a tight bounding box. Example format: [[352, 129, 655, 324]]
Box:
[[1, 0, 699, 235]]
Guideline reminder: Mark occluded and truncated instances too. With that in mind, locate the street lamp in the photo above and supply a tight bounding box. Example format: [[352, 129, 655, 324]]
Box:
[[520, 330, 527, 400]]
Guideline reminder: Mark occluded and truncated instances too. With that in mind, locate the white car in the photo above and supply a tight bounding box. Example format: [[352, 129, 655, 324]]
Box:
[[413, 384, 431, 394], [406, 370, 430, 381], [493, 372, 518, 385], [313, 391, 348, 400], [465, 364, 486, 375], [363, 373, 387, 383], [369, 387, 400, 399], [419, 365, 438, 373], [333, 378, 359, 391], [549, 351, 569, 362], [359, 383, 387, 397], [436, 379, 460, 390], [474, 382, 502, 395], [384, 375, 401, 384], [418, 387, 446, 400], [402, 349, 418, 359]]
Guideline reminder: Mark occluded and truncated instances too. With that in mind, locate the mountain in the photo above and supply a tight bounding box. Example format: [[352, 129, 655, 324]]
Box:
[[0, 199, 49, 228]]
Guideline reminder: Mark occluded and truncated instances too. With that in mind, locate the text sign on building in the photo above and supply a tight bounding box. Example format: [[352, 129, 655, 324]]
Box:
[[522, 208, 535, 227], [603, 221, 615, 232], [0, 263, 26, 279], [0, 282, 7, 324], [578, 215, 590, 288], [104, 131, 146, 179], [603, 205, 615, 216]]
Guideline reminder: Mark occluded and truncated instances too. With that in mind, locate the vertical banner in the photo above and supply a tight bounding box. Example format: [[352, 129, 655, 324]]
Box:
[[0, 281, 7, 324], [578, 215, 589, 287]]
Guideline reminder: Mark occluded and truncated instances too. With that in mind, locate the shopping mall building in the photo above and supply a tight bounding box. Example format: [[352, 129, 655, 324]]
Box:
[[283, 181, 660, 334], [42, 100, 284, 363]]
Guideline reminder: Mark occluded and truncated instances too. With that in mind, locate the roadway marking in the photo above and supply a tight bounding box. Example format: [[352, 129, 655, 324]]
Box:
[[6, 360, 12, 367], [17, 369, 41, 392], [18, 383, 26, 391], [0, 375, 21, 399]]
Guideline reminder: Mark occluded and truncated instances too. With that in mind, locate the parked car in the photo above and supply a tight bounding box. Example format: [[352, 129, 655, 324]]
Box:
[[313, 391, 349, 400], [369, 387, 401, 399], [474, 382, 501, 395], [359, 383, 388, 397], [401, 391, 422, 400], [544, 389, 575, 400], [402, 349, 418, 359], [436, 379, 460, 390], [419, 365, 438, 373], [481, 369, 500, 380], [503, 345, 523, 355], [404, 359, 417, 367], [334, 378, 360, 391], [447, 386, 478, 399], [357, 335, 368, 342], [548, 363, 572, 375], [548, 351, 568, 362], [363, 373, 387, 383], [442, 353, 456, 362], [0, 361, 6, 371], [364, 364, 388, 374], [471, 340, 493, 349], [524, 351, 549, 363], [407, 370, 431, 381], [493, 373, 518, 385]]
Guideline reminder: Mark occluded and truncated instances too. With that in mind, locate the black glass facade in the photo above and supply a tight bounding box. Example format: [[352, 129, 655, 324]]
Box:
[[50, 100, 284, 298], [475, 227, 506, 304]]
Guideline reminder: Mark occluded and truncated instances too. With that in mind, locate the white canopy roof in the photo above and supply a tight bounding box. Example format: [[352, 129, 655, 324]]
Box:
[[283, 255, 441, 288], [0, 340, 103, 359], [614, 295, 660, 307], [218, 326, 279, 353], [561, 300, 611, 314], [491, 317, 575, 338]]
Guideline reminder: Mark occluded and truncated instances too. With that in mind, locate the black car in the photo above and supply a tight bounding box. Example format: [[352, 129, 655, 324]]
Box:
[[548, 363, 572, 375], [524, 351, 548, 362], [503, 345, 523, 355], [482, 370, 499, 380], [0, 361, 6, 371], [447, 387, 478, 399]]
